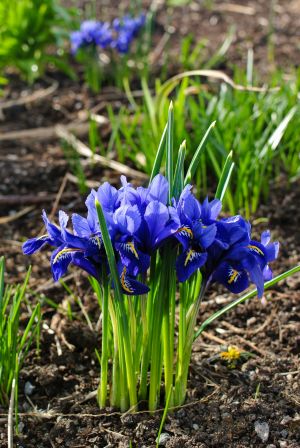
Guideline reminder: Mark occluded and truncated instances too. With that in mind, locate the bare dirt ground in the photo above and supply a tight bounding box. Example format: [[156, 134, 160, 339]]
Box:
[[0, 1, 299, 447]]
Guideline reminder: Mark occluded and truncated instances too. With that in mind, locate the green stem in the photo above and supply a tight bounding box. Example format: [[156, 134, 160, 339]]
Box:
[[174, 278, 206, 406], [99, 278, 109, 408], [117, 298, 138, 409], [148, 266, 165, 411], [108, 296, 120, 408], [138, 294, 149, 400]]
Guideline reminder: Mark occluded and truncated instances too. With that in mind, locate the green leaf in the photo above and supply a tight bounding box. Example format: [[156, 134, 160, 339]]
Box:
[[95, 200, 123, 301], [215, 150, 235, 201], [194, 265, 300, 341], [166, 102, 174, 204], [184, 121, 216, 185], [149, 122, 167, 184], [173, 140, 186, 199]]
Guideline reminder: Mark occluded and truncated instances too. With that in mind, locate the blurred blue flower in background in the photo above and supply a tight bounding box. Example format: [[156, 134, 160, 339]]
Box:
[[70, 20, 112, 54]]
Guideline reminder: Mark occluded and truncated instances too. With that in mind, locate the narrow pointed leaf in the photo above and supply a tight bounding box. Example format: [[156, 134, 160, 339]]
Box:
[[173, 140, 186, 199], [95, 200, 123, 301], [166, 102, 174, 204], [184, 121, 216, 185], [149, 122, 167, 184], [215, 150, 235, 201]]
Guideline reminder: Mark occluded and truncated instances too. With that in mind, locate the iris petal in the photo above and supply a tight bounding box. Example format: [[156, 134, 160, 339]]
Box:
[[212, 262, 249, 294], [22, 235, 51, 255], [119, 266, 149, 295], [176, 249, 207, 282], [51, 246, 82, 281]]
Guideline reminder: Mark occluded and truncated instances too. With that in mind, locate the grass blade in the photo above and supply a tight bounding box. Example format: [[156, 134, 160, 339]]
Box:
[[149, 122, 167, 184], [95, 200, 123, 302], [166, 102, 174, 203], [184, 121, 216, 185], [173, 140, 186, 198], [194, 265, 300, 341], [215, 150, 235, 201]]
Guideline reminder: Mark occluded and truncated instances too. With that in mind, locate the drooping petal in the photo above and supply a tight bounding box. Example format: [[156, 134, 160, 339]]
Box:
[[119, 266, 149, 295], [212, 262, 249, 294], [115, 239, 150, 274], [176, 249, 207, 282], [175, 225, 194, 250], [51, 246, 83, 282], [193, 222, 217, 249], [72, 252, 100, 279], [22, 235, 52, 255], [241, 255, 264, 298], [263, 264, 273, 281]]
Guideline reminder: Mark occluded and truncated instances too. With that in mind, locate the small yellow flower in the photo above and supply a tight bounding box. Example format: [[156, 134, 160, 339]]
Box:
[[220, 346, 241, 362]]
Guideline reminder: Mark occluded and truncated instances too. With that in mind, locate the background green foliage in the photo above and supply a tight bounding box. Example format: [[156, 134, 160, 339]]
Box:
[[0, 0, 75, 82]]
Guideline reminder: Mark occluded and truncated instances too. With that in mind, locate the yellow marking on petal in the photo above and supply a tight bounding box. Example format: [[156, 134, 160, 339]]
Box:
[[228, 269, 239, 284], [91, 235, 102, 248], [127, 241, 139, 259], [53, 248, 82, 264], [248, 244, 264, 255], [184, 249, 195, 266], [177, 226, 194, 238], [120, 267, 134, 294]]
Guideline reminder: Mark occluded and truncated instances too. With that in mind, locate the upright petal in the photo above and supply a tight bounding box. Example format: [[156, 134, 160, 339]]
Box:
[[144, 201, 170, 248], [147, 174, 169, 204], [113, 204, 141, 235]]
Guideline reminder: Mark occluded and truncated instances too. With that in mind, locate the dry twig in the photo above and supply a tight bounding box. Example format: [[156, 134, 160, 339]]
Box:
[[55, 125, 148, 181]]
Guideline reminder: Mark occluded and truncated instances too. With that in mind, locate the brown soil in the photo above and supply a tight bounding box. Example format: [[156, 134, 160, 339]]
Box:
[[0, 1, 299, 447]]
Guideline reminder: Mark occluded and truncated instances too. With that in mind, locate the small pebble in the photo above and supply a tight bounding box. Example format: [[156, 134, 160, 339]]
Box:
[[280, 415, 292, 425], [247, 317, 256, 326], [24, 381, 35, 396], [254, 420, 269, 442], [18, 421, 25, 433], [156, 433, 170, 446], [279, 441, 288, 448], [280, 429, 288, 438], [192, 423, 199, 430]]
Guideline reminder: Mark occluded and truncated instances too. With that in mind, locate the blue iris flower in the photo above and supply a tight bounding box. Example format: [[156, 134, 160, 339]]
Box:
[[209, 221, 279, 298], [174, 187, 217, 282], [70, 20, 112, 54], [23, 175, 278, 298], [23, 210, 99, 282], [111, 14, 146, 54]]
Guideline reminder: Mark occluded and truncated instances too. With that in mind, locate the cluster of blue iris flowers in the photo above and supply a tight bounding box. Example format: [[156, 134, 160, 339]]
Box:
[[23, 174, 278, 297], [70, 14, 146, 55]]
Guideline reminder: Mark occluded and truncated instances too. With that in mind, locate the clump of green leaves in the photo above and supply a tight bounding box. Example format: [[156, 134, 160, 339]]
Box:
[[102, 70, 300, 217], [0, 257, 40, 406], [0, 0, 75, 83]]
